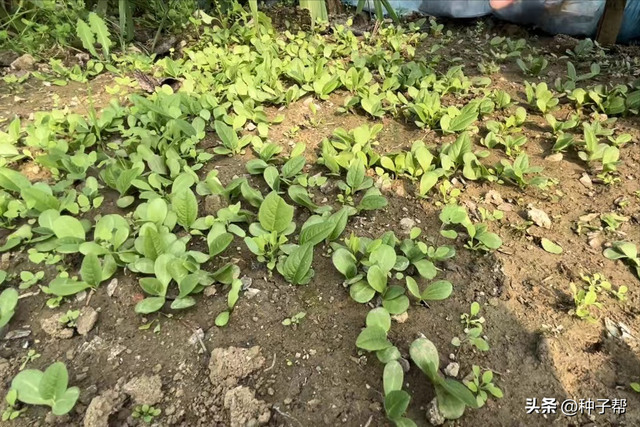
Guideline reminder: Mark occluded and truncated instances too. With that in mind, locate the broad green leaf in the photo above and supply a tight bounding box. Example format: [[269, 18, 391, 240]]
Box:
[[409, 338, 439, 378], [369, 244, 396, 272], [332, 248, 357, 279], [355, 326, 391, 351], [367, 265, 388, 293], [382, 295, 409, 314], [350, 281, 376, 303], [384, 390, 410, 420], [47, 277, 91, 296], [135, 297, 165, 314], [215, 311, 230, 326], [51, 387, 80, 416], [435, 384, 466, 420], [421, 280, 452, 301], [80, 253, 102, 287], [11, 370, 47, 405], [299, 221, 333, 246], [0, 167, 31, 192], [383, 360, 404, 395], [39, 362, 68, 401], [280, 243, 314, 285], [541, 238, 562, 254], [376, 346, 401, 364], [259, 192, 294, 233], [173, 188, 198, 228], [439, 378, 478, 408], [413, 259, 437, 279], [405, 276, 421, 299], [366, 307, 391, 332], [478, 232, 502, 250], [214, 121, 238, 151]]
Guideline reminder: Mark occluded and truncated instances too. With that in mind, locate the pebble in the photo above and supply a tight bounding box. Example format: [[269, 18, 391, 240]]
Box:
[[444, 362, 460, 378], [284, 398, 292, 405]]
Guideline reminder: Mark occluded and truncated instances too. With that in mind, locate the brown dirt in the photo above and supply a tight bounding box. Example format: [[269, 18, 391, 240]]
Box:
[[0, 16, 639, 427]]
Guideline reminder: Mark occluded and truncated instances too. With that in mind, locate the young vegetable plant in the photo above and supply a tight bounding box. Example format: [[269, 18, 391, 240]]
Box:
[[0, 288, 18, 329], [410, 338, 479, 420], [133, 405, 161, 423], [525, 82, 558, 113], [2, 390, 27, 421], [337, 159, 373, 205], [245, 192, 295, 271], [496, 153, 548, 189], [10, 362, 79, 416], [517, 55, 548, 76], [355, 308, 416, 426], [451, 302, 489, 351], [214, 121, 251, 155], [603, 242, 640, 279], [569, 282, 601, 322], [463, 366, 503, 408]]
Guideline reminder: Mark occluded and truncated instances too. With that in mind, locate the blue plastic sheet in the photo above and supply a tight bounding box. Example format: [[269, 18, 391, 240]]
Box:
[[351, 0, 640, 43]]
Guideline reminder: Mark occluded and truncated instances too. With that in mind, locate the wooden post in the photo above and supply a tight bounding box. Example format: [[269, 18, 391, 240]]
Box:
[[596, 0, 628, 45]]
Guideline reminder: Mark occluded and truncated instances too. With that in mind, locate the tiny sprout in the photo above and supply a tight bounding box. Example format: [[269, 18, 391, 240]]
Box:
[[282, 312, 306, 326], [132, 404, 161, 423]]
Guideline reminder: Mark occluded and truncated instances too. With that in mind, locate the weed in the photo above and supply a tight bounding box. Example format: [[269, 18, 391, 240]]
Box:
[[19, 350, 41, 371], [282, 312, 306, 326], [464, 366, 503, 407], [132, 405, 161, 423], [2, 390, 26, 421], [59, 310, 80, 328], [452, 302, 489, 351], [10, 362, 79, 415]]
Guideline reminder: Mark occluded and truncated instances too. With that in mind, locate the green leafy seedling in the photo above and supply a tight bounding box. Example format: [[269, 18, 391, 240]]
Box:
[[10, 362, 80, 416], [464, 366, 503, 408], [282, 311, 306, 326], [2, 390, 27, 421], [410, 338, 478, 420], [451, 302, 489, 351], [0, 288, 18, 329], [132, 404, 161, 423], [603, 242, 640, 279]]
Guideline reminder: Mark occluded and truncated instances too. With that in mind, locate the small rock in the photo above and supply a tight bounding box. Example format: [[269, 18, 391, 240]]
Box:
[[123, 375, 163, 405], [41, 314, 74, 339], [398, 358, 410, 373], [283, 398, 292, 405], [204, 194, 228, 216], [545, 153, 563, 162], [76, 307, 98, 336], [579, 173, 593, 189], [106, 279, 118, 297], [240, 275, 253, 290], [224, 386, 271, 427], [0, 357, 10, 383], [209, 346, 265, 387], [444, 362, 460, 378], [245, 288, 261, 299], [10, 53, 36, 71], [204, 286, 217, 297], [306, 398, 320, 411], [527, 206, 551, 229], [426, 398, 445, 426], [152, 363, 162, 374], [484, 190, 504, 206], [83, 389, 126, 427], [400, 217, 416, 232], [391, 312, 409, 324]]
